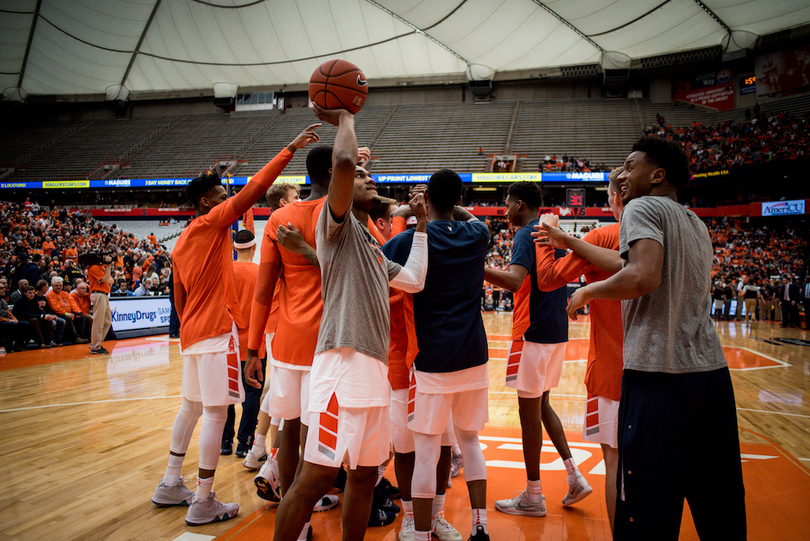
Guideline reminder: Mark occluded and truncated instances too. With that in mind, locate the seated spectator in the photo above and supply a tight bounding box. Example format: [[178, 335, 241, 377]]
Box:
[[133, 278, 154, 297], [45, 276, 90, 344], [70, 282, 91, 315], [12, 286, 58, 347], [9, 278, 28, 304], [111, 279, 132, 297], [0, 284, 32, 352]]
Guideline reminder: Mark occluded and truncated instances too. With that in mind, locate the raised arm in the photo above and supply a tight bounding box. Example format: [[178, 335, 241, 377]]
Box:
[[210, 124, 321, 228], [566, 238, 663, 320], [312, 104, 356, 221], [534, 221, 623, 275]]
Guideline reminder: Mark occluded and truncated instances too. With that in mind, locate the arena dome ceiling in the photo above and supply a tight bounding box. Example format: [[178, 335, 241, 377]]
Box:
[[2, 0, 809, 100]]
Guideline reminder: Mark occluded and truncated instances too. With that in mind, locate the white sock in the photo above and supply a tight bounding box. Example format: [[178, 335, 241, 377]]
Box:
[[432, 494, 446, 517], [297, 521, 311, 541], [162, 454, 184, 485], [472, 508, 487, 534], [253, 433, 267, 455], [377, 464, 386, 486], [564, 457, 579, 482], [452, 444, 462, 456], [402, 500, 414, 518], [195, 476, 214, 502], [526, 478, 543, 501], [415, 531, 431, 541]]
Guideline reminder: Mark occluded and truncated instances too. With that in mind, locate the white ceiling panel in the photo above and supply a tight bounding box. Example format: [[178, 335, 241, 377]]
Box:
[[2, 0, 809, 97]]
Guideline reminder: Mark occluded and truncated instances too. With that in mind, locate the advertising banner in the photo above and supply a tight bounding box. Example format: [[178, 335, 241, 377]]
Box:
[[472, 172, 540, 183], [542, 172, 608, 182], [761, 200, 806, 217], [755, 45, 810, 100], [673, 68, 734, 111], [109, 297, 172, 332]]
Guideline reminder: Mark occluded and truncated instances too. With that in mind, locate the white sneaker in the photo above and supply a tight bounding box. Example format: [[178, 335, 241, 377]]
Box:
[[398, 515, 415, 541], [254, 454, 281, 502], [562, 473, 593, 506], [242, 448, 268, 470], [431, 511, 462, 541], [313, 494, 340, 512], [450, 451, 463, 478], [152, 476, 194, 507], [494, 490, 546, 517], [184, 491, 239, 525]]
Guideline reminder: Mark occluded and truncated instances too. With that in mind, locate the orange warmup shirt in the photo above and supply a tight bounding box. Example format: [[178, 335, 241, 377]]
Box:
[[247, 197, 325, 365], [46, 290, 81, 316], [387, 216, 419, 391], [535, 223, 623, 401], [173, 147, 294, 349], [233, 260, 266, 360]]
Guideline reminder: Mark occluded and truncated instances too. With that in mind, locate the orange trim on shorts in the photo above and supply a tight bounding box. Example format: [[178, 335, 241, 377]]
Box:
[[227, 336, 240, 399], [318, 393, 339, 461], [506, 340, 524, 383], [584, 394, 600, 435], [407, 371, 416, 422]]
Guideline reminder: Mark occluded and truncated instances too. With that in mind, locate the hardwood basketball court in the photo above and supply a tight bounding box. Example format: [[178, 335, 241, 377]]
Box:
[[1, 313, 808, 540]]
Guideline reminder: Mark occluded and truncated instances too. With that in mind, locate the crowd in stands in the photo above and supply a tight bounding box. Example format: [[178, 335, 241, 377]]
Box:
[[0, 201, 171, 352], [539, 155, 611, 173], [644, 111, 810, 173], [707, 217, 808, 325]]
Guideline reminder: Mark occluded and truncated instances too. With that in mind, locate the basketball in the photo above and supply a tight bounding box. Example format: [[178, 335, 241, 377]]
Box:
[[308, 59, 368, 114]]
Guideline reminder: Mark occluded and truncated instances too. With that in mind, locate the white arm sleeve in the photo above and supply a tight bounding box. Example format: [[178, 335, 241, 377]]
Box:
[[389, 231, 428, 293]]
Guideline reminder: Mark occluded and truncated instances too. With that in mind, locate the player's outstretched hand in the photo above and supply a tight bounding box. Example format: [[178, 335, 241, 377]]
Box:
[[409, 183, 427, 198], [311, 103, 352, 126], [244, 351, 263, 389], [409, 193, 427, 221], [277, 223, 307, 255], [357, 147, 371, 165], [532, 222, 569, 249], [289, 124, 321, 151], [566, 286, 591, 321]]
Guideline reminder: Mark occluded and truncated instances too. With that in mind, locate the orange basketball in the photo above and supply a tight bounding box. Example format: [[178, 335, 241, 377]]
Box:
[[308, 59, 368, 114]]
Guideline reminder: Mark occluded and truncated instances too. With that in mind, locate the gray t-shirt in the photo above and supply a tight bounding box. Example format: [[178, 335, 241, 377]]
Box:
[[315, 202, 402, 364], [619, 196, 727, 374]]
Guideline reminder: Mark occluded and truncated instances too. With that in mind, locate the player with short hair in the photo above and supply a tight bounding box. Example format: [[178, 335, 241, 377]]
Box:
[[484, 181, 592, 518], [567, 136, 746, 539], [533, 168, 625, 533], [384, 169, 490, 541], [151, 125, 319, 526], [272, 104, 428, 541], [266, 182, 301, 210]]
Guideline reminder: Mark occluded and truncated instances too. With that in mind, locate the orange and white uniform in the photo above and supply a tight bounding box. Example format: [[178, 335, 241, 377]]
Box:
[[248, 197, 326, 424], [536, 223, 623, 446], [173, 147, 294, 406]]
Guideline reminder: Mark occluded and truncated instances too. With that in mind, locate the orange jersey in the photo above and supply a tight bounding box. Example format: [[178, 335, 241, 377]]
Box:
[[536, 223, 623, 401], [173, 147, 293, 349], [386, 219, 418, 390], [232, 260, 265, 360], [248, 197, 325, 365]]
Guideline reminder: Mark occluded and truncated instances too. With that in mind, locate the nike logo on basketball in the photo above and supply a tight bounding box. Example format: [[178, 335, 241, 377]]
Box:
[[356, 76, 367, 87]]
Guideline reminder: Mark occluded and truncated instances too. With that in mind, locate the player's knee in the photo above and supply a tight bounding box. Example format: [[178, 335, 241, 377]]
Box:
[[202, 405, 228, 423]]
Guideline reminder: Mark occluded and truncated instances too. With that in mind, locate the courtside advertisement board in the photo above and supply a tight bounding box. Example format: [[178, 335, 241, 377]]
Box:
[[761, 200, 805, 217], [109, 297, 171, 332]]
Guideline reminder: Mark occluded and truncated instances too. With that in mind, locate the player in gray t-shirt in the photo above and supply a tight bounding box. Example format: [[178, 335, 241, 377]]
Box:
[[273, 104, 429, 541], [567, 136, 745, 540]]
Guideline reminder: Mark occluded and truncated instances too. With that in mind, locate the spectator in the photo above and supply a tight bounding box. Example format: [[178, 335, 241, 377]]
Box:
[[133, 278, 154, 296], [9, 278, 28, 304], [0, 284, 32, 351], [12, 286, 58, 347], [45, 276, 90, 344]]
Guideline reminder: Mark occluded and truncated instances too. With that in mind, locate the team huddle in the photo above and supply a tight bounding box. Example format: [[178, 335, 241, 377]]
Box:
[[151, 104, 747, 541]]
